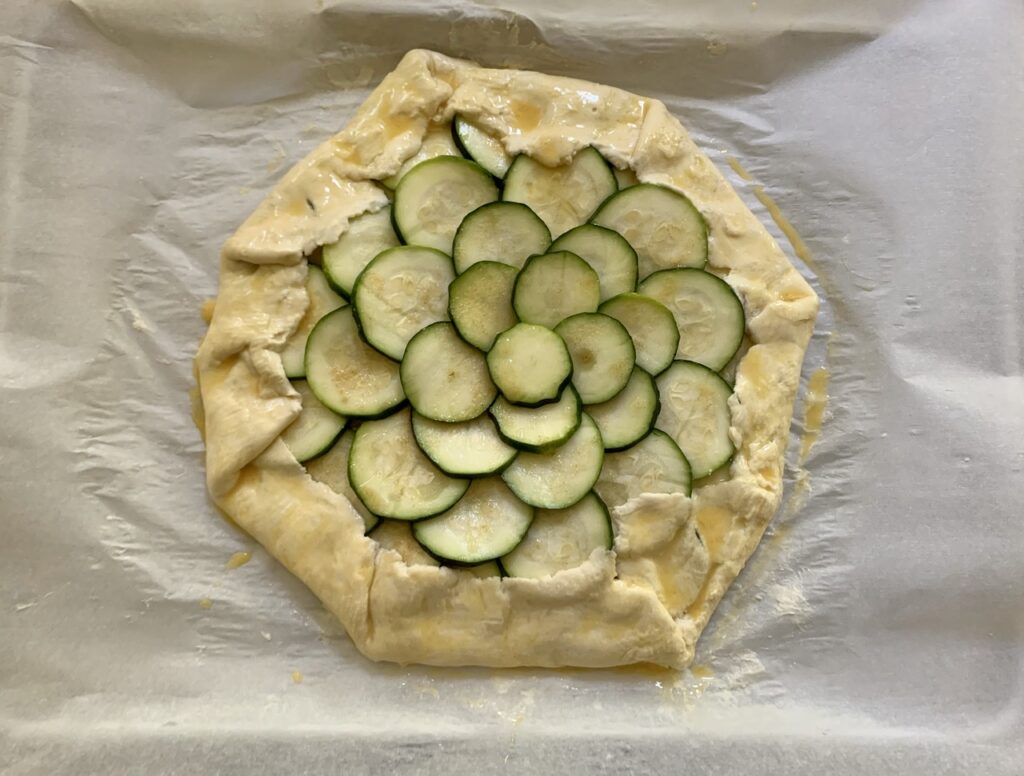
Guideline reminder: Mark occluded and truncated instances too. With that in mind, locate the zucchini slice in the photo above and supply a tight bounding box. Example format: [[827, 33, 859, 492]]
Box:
[[585, 367, 659, 451], [638, 268, 745, 371], [549, 224, 638, 301], [349, 408, 470, 520], [613, 167, 640, 189], [411, 411, 517, 477], [452, 115, 513, 178], [280, 265, 345, 378], [322, 206, 400, 297], [352, 246, 455, 360], [304, 306, 405, 418], [452, 201, 551, 274], [371, 519, 440, 566], [486, 323, 572, 406], [412, 477, 534, 564], [501, 414, 604, 509], [381, 122, 462, 190], [305, 431, 379, 533], [392, 157, 499, 254], [501, 491, 612, 579], [555, 312, 635, 404], [490, 386, 581, 452], [400, 322, 497, 422], [512, 251, 600, 329], [460, 560, 503, 578], [448, 260, 518, 351], [655, 361, 734, 479], [598, 292, 679, 376], [280, 380, 347, 462], [591, 183, 708, 277], [594, 429, 692, 510], [502, 147, 617, 237]]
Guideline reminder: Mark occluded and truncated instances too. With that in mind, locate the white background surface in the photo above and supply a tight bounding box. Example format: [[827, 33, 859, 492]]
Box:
[[1, 0, 1022, 772]]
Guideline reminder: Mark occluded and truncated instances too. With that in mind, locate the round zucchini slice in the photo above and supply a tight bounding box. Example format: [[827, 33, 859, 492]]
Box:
[[655, 360, 734, 479], [413, 477, 534, 564], [501, 414, 604, 509], [401, 322, 496, 422], [638, 268, 745, 372], [501, 492, 612, 579], [392, 156, 499, 254], [591, 183, 708, 277], [348, 408, 470, 520]]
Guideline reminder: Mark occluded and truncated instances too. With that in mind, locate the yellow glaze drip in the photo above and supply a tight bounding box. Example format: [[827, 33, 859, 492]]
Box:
[[611, 662, 679, 680], [726, 156, 834, 496], [189, 385, 206, 440], [200, 297, 216, 324], [799, 367, 830, 464], [726, 156, 826, 284], [226, 551, 252, 569], [725, 156, 754, 181], [782, 469, 812, 521], [753, 185, 817, 272]]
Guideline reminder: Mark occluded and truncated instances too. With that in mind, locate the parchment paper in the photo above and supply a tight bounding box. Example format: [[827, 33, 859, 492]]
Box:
[[1, 0, 1022, 773]]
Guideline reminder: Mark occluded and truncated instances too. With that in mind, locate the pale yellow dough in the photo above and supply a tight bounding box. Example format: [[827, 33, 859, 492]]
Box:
[[194, 50, 818, 669]]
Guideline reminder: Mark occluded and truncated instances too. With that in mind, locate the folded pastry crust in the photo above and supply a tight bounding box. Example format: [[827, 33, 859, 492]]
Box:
[[194, 50, 817, 669]]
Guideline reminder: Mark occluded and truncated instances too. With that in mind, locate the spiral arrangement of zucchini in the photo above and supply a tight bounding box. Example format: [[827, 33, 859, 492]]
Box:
[[279, 133, 745, 576]]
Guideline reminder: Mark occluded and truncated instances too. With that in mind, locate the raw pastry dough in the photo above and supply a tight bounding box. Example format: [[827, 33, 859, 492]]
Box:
[[194, 50, 817, 669]]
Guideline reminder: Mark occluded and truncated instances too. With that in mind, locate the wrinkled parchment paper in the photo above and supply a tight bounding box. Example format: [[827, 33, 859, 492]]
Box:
[[2, 0, 1022, 772]]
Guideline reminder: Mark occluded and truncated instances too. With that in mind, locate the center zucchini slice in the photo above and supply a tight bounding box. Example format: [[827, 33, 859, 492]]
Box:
[[598, 292, 679, 376], [585, 367, 659, 452], [487, 323, 572, 406]]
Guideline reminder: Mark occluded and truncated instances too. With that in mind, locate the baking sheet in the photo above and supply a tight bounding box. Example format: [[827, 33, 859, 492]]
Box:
[[1, 0, 1022, 772]]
